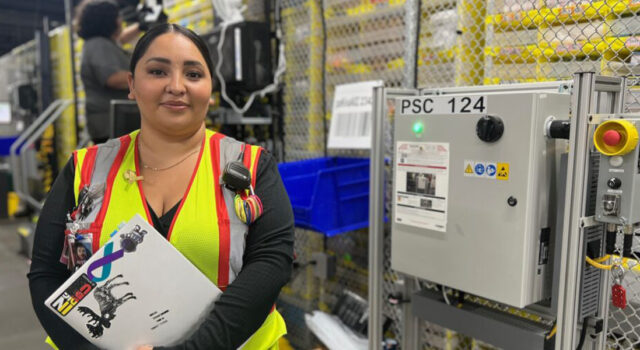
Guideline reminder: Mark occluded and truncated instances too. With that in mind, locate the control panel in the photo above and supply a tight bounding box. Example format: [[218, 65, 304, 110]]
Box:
[[391, 91, 570, 308], [593, 118, 640, 225]]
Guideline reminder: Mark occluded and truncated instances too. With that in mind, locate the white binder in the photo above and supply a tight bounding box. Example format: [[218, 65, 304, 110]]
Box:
[[45, 214, 221, 349]]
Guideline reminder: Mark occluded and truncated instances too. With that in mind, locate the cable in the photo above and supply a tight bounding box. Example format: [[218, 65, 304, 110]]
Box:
[[211, 0, 244, 23], [586, 255, 640, 272], [211, 0, 286, 115], [576, 317, 589, 350], [442, 286, 451, 305], [585, 256, 612, 270], [546, 324, 557, 340]]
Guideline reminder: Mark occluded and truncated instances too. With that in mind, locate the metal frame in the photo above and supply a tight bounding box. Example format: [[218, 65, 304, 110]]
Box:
[[412, 289, 550, 350], [555, 73, 625, 350], [9, 99, 72, 209], [369, 87, 418, 350], [421, 79, 573, 96], [65, 0, 79, 142]]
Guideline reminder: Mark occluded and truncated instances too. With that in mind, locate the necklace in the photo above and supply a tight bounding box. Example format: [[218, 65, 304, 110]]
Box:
[[138, 134, 201, 172], [141, 148, 200, 171]]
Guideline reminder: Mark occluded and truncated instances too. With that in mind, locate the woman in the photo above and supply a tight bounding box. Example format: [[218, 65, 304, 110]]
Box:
[[76, 0, 142, 144], [28, 23, 294, 350]]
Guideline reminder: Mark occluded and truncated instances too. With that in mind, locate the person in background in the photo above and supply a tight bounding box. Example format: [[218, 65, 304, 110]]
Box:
[[75, 0, 146, 144]]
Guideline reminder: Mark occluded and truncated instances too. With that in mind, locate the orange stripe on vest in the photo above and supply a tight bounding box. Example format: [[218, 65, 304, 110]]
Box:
[[211, 133, 231, 291]]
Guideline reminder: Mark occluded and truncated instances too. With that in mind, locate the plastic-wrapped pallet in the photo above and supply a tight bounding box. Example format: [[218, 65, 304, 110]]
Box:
[[424, 9, 458, 51]]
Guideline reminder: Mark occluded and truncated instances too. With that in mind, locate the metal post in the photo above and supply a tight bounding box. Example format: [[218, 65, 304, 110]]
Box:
[[65, 0, 79, 142], [402, 0, 420, 88], [595, 76, 626, 350], [556, 72, 596, 349], [38, 17, 53, 114], [369, 86, 386, 350], [401, 275, 420, 350]]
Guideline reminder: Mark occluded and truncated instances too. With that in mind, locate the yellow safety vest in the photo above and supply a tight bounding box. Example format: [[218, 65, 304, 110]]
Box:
[[46, 129, 285, 350]]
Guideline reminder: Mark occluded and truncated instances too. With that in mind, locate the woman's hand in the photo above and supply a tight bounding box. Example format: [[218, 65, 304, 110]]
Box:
[[137, 345, 153, 350]]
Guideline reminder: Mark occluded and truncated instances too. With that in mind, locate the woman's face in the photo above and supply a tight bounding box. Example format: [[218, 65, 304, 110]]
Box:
[[127, 32, 212, 137]]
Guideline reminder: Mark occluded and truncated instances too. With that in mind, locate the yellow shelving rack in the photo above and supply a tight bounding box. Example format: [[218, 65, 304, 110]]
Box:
[[49, 26, 78, 170], [484, 0, 640, 83]]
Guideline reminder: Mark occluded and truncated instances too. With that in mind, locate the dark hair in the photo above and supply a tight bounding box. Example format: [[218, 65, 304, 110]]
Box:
[[129, 23, 214, 78], [76, 0, 120, 40]]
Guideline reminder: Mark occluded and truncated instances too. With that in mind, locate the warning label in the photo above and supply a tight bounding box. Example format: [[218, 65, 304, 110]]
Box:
[[464, 160, 499, 179], [464, 163, 473, 174], [395, 142, 449, 232], [497, 163, 510, 180]]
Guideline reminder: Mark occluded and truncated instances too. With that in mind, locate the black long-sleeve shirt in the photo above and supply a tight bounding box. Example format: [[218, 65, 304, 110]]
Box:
[[28, 150, 294, 349]]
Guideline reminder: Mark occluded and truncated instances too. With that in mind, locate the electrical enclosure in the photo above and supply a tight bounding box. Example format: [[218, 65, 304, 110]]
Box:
[[391, 91, 570, 308]]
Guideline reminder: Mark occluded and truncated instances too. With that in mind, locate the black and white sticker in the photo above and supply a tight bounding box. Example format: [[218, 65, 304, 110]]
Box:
[[398, 95, 487, 115]]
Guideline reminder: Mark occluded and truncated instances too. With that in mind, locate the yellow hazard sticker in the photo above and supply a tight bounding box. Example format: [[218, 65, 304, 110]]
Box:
[[464, 163, 473, 174], [496, 163, 509, 180]]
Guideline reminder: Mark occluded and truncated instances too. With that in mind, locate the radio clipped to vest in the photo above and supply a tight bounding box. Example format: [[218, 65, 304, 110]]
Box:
[[222, 160, 263, 225]]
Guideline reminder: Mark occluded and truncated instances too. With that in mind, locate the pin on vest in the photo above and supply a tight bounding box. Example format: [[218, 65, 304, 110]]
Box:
[[123, 170, 144, 184]]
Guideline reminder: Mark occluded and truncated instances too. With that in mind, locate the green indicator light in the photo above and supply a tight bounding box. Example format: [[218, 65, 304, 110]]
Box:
[[412, 121, 424, 134]]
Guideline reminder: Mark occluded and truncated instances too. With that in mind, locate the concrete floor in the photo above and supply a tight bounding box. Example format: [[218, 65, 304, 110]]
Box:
[[0, 219, 48, 349]]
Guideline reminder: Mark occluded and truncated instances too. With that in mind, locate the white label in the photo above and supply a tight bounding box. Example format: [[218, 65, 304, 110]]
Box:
[[394, 142, 450, 232], [327, 80, 384, 149], [398, 95, 487, 115], [0, 102, 10, 124]]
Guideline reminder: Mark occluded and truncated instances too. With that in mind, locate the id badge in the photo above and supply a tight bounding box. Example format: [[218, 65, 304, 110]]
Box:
[[60, 233, 94, 271]]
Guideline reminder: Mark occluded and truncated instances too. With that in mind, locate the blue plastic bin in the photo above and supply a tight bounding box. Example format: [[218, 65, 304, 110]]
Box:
[[278, 157, 370, 236], [0, 136, 19, 157]]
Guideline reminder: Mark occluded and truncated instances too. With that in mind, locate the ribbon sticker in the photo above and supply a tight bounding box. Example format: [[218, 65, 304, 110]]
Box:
[[87, 242, 125, 282]]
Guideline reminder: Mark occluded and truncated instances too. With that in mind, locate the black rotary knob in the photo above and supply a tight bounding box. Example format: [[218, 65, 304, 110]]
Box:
[[607, 177, 622, 189], [476, 115, 504, 143]]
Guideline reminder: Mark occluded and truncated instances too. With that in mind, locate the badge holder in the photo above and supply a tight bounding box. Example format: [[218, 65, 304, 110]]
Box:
[[60, 184, 101, 271]]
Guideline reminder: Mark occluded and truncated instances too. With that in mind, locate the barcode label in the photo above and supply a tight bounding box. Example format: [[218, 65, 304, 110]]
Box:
[[334, 111, 370, 137], [327, 80, 383, 149]]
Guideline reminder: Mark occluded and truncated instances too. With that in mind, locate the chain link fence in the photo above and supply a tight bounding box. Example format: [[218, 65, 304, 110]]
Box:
[[607, 234, 640, 349], [3, 0, 640, 348], [279, 0, 640, 349]]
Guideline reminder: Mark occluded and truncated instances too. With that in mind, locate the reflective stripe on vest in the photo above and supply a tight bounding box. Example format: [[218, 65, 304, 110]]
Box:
[[67, 129, 285, 349]]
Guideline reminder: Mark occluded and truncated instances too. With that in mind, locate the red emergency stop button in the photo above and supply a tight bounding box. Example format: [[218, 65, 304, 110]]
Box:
[[603, 130, 622, 146], [594, 120, 639, 156]]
